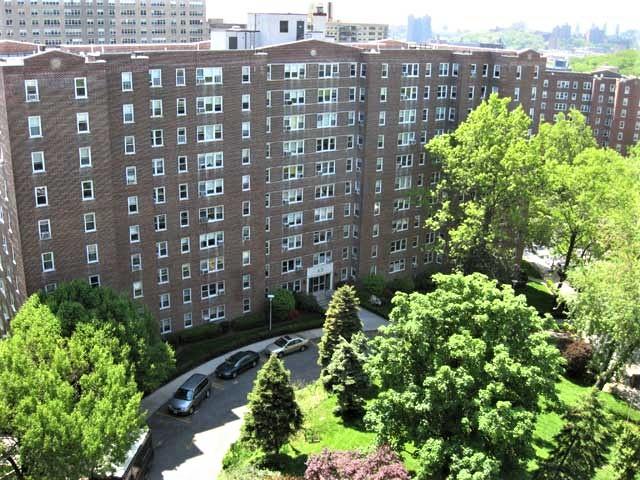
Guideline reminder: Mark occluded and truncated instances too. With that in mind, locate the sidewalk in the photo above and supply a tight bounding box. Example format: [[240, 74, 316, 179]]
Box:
[[141, 308, 388, 417]]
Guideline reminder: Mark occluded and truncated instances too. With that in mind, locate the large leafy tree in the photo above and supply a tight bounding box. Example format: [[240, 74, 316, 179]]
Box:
[[425, 94, 540, 281], [241, 355, 303, 455], [0, 296, 143, 480], [567, 254, 640, 389], [531, 137, 638, 278], [610, 424, 640, 480], [365, 273, 564, 479], [318, 285, 362, 372], [40, 280, 175, 392], [535, 389, 611, 480]]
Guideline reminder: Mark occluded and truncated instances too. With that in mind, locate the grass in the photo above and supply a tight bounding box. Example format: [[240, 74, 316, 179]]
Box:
[[224, 377, 640, 479], [172, 313, 324, 376]]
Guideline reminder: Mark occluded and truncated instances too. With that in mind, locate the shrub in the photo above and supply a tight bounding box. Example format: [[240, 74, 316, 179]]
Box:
[[305, 445, 409, 480], [562, 339, 593, 380], [272, 289, 296, 322], [361, 274, 386, 298], [294, 292, 324, 314], [384, 277, 415, 298], [233, 312, 266, 332], [165, 321, 229, 346], [413, 272, 435, 293]]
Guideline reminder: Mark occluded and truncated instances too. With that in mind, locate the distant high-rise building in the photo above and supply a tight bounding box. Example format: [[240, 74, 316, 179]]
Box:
[[0, 0, 206, 45], [407, 15, 432, 43], [587, 25, 607, 44], [549, 24, 572, 49]]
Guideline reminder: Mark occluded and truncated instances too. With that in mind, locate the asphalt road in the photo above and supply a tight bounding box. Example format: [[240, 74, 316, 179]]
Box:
[[148, 340, 321, 480]]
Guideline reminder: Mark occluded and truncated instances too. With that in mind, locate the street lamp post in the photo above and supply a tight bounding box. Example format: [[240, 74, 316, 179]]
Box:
[[267, 294, 275, 331]]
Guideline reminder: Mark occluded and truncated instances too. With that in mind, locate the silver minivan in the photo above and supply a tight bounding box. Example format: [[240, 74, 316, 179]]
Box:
[[168, 373, 210, 416]]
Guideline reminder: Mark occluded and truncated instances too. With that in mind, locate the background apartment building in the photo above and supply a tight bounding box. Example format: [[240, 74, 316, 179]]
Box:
[[325, 22, 389, 43], [0, 0, 206, 46], [0, 39, 638, 336]]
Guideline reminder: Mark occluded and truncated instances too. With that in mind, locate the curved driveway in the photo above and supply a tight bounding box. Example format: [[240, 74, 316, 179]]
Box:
[[146, 309, 387, 480]]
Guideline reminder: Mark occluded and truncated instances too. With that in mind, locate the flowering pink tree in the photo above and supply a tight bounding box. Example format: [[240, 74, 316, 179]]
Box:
[[305, 445, 409, 480]]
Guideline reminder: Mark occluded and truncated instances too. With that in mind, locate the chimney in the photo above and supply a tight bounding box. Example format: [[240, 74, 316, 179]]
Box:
[[328, 2, 333, 21]]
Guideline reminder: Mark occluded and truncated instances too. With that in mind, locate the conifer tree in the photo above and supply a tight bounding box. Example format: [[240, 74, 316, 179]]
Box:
[[610, 425, 640, 480], [318, 285, 362, 375], [536, 389, 611, 480], [322, 338, 370, 419], [241, 355, 303, 455]]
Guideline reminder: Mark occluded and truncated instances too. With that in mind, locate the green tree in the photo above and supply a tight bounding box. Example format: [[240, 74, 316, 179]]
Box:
[[361, 274, 386, 298], [531, 121, 636, 277], [40, 280, 174, 392], [365, 273, 564, 478], [271, 288, 296, 322], [535, 389, 611, 480], [568, 255, 640, 389], [425, 94, 540, 281], [0, 296, 143, 480], [318, 285, 362, 373], [610, 424, 640, 480], [241, 355, 303, 455], [321, 338, 370, 419], [571, 50, 640, 76]]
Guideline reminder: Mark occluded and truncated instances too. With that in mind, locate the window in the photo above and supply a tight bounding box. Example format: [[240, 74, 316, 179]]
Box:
[[122, 104, 135, 124], [201, 281, 225, 300], [316, 137, 336, 152], [131, 254, 142, 272], [196, 124, 223, 142], [38, 219, 52, 240], [198, 179, 224, 197], [284, 89, 305, 105], [284, 63, 306, 79], [150, 99, 163, 118], [241, 148, 251, 165], [281, 257, 303, 274], [196, 67, 223, 85], [31, 151, 45, 173], [378, 111, 386, 126], [124, 136, 135, 154], [279, 20, 289, 33], [178, 156, 188, 173], [200, 256, 224, 274], [381, 63, 389, 78], [283, 140, 305, 156], [184, 312, 193, 329], [198, 151, 223, 170], [380, 87, 388, 102], [399, 109, 417, 124], [132, 281, 143, 298], [76, 112, 90, 133], [196, 96, 223, 114], [125, 166, 137, 185], [241, 94, 251, 111], [156, 241, 169, 259], [199, 205, 224, 223], [41, 252, 55, 272], [176, 98, 187, 116], [438, 63, 449, 76], [74, 77, 87, 99], [242, 250, 251, 266], [159, 293, 171, 310], [28, 116, 42, 138], [199, 231, 224, 250], [121, 72, 133, 91], [315, 184, 335, 199], [86, 244, 99, 263], [152, 158, 165, 176], [25, 79, 39, 102], [243, 298, 251, 313], [181, 237, 190, 254], [242, 175, 250, 191], [314, 206, 334, 222], [317, 88, 338, 103], [175, 68, 186, 86], [180, 210, 189, 227], [242, 65, 251, 83], [400, 86, 418, 101], [316, 160, 335, 176], [149, 69, 162, 87], [318, 63, 340, 78], [154, 214, 167, 231], [282, 211, 303, 228], [129, 224, 140, 243], [127, 196, 138, 215], [81, 180, 94, 200], [84, 212, 96, 232], [151, 129, 164, 147], [183, 289, 191, 304], [401, 63, 419, 77], [242, 122, 251, 139], [242, 200, 251, 217]]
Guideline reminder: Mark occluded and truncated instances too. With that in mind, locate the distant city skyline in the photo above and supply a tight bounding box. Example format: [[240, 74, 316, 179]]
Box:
[[206, 0, 637, 34]]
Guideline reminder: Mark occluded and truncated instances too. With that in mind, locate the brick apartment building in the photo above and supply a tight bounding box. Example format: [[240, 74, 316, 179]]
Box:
[[0, 0, 206, 46], [0, 39, 638, 335]]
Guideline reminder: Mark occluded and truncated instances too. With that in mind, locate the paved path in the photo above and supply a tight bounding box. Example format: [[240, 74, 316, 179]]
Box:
[[145, 308, 387, 480]]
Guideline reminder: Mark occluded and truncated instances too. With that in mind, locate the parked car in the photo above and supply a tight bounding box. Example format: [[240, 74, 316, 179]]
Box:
[[262, 335, 309, 357], [214, 350, 260, 379], [168, 373, 210, 416]]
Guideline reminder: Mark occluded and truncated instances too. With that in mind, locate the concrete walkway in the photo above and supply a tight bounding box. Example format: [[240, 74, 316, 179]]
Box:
[[141, 308, 388, 418]]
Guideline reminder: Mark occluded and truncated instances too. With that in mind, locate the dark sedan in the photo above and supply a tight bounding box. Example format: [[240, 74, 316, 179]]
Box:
[[214, 350, 260, 379]]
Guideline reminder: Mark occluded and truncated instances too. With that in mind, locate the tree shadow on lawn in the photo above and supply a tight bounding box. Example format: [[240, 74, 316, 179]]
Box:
[[265, 450, 309, 476]]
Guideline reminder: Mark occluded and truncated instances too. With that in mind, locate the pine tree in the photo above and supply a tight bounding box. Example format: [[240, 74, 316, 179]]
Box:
[[240, 355, 303, 455], [322, 338, 370, 419], [318, 285, 362, 374], [610, 424, 640, 480], [536, 389, 611, 480]]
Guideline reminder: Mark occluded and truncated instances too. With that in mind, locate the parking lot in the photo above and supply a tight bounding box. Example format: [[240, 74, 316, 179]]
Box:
[[148, 340, 321, 479]]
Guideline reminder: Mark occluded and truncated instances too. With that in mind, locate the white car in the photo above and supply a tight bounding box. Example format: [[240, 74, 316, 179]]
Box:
[[262, 335, 310, 357]]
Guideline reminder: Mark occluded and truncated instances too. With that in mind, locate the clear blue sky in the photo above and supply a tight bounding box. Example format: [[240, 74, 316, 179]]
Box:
[[206, 0, 638, 34]]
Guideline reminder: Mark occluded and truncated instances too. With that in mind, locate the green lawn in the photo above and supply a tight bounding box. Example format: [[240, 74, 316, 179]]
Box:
[[223, 377, 639, 479], [516, 280, 556, 316]]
